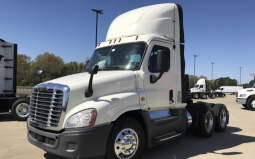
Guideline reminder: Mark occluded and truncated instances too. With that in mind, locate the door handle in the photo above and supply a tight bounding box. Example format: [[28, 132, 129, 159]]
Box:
[[169, 90, 174, 104]]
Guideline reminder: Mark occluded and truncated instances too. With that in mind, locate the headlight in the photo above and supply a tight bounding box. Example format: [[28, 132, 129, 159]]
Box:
[[239, 94, 246, 97], [65, 109, 97, 128]]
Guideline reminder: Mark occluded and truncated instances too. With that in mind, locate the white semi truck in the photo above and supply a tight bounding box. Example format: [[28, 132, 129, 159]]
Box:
[[27, 4, 229, 159], [0, 39, 30, 121], [236, 82, 255, 110], [190, 79, 225, 99]]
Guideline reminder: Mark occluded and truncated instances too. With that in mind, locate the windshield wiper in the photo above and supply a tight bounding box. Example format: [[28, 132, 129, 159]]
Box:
[[104, 66, 124, 70]]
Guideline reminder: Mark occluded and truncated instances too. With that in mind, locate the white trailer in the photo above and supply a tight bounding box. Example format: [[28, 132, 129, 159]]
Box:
[[27, 4, 229, 159], [0, 39, 30, 120], [215, 86, 243, 94], [190, 79, 225, 99]]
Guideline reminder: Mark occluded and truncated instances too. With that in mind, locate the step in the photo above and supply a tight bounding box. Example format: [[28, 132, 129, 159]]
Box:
[[4, 59, 13, 61], [3, 90, 13, 93], [152, 131, 182, 143], [4, 78, 12, 80], [1, 45, 12, 48], [4, 66, 13, 69]]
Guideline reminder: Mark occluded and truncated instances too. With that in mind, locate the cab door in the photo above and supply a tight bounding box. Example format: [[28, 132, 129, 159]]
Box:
[[143, 41, 176, 110]]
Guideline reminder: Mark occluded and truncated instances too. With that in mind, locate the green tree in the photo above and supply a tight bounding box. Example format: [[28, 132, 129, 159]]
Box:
[[34, 52, 64, 81]]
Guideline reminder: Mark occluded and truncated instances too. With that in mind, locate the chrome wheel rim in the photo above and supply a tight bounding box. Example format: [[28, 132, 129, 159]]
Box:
[[16, 103, 29, 117], [205, 112, 213, 132], [202, 94, 206, 98], [194, 94, 198, 99], [251, 100, 255, 108], [114, 128, 139, 159], [220, 109, 227, 127]]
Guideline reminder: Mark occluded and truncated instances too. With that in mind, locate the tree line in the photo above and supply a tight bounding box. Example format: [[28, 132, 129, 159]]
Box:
[[17, 52, 89, 86]]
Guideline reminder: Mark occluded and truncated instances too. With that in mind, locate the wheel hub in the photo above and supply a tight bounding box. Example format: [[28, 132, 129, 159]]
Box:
[[205, 112, 213, 132], [114, 128, 138, 159], [16, 103, 29, 117], [220, 110, 227, 127], [251, 100, 255, 108]]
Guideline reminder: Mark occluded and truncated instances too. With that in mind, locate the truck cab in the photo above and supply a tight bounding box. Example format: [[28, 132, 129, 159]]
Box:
[[190, 79, 206, 92], [236, 82, 255, 110], [27, 4, 229, 159]]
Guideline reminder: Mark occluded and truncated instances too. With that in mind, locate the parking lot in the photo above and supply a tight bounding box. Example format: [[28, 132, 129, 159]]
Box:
[[1, 95, 255, 159]]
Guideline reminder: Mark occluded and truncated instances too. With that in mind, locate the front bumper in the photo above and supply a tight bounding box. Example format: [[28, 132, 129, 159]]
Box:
[[236, 98, 246, 104], [27, 120, 112, 159]]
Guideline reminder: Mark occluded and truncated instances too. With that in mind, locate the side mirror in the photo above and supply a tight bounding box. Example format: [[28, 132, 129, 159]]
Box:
[[150, 50, 169, 83], [157, 50, 168, 72], [89, 65, 98, 74], [36, 70, 45, 83]]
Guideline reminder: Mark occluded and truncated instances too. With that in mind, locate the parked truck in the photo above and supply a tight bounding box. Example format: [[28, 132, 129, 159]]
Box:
[[236, 82, 255, 110], [27, 4, 229, 159], [0, 39, 30, 121], [190, 79, 225, 99], [215, 86, 243, 95]]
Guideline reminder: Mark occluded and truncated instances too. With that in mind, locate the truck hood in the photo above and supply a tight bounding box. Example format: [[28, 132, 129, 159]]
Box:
[[44, 71, 137, 112], [238, 88, 255, 94]]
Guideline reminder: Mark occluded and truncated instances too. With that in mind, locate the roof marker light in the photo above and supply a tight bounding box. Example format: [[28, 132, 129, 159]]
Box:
[[136, 36, 139, 40], [109, 40, 112, 44], [97, 43, 101, 47], [114, 39, 116, 43], [119, 38, 121, 42]]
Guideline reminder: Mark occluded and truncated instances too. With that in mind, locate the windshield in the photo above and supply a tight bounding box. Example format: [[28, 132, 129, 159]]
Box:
[[217, 87, 221, 90], [194, 85, 199, 88], [253, 83, 255, 88], [86, 43, 146, 71]]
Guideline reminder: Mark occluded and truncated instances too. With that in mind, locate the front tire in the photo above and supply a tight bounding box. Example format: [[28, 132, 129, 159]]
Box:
[[247, 96, 255, 111], [11, 98, 30, 121], [105, 117, 145, 159], [242, 104, 247, 108]]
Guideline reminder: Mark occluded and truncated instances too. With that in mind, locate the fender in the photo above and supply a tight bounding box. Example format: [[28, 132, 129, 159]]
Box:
[[62, 92, 140, 128]]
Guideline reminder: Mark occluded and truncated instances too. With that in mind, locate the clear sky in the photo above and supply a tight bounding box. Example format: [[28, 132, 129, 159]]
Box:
[[1, 0, 255, 84]]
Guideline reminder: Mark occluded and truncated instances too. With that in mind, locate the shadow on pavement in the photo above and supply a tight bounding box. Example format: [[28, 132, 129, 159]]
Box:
[[0, 113, 16, 122], [142, 126, 255, 159], [43, 126, 255, 159]]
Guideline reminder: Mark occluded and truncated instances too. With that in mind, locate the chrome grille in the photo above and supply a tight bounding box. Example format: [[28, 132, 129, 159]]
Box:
[[30, 88, 63, 127]]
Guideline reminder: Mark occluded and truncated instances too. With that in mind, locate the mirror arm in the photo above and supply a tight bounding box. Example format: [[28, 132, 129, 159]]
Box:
[[85, 74, 94, 97], [150, 71, 164, 83]]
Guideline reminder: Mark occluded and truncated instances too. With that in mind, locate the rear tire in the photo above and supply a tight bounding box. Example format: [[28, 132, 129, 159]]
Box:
[[11, 98, 30, 121], [247, 96, 255, 111], [215, 105, 228, 132], [192, 93, 199, 99], [105, 117, 145, 159], [196, 106, 215, 138], [209, 94, 215, 99], [200, 93, 207, 99]]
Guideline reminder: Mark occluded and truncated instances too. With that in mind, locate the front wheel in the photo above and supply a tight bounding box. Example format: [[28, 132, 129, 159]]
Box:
[[242, 104, 247, 108], [192, 93, 199, 99], [247, 96, 255, 111], [11, 98, 30, 121], [105, 117, 145, 159]]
